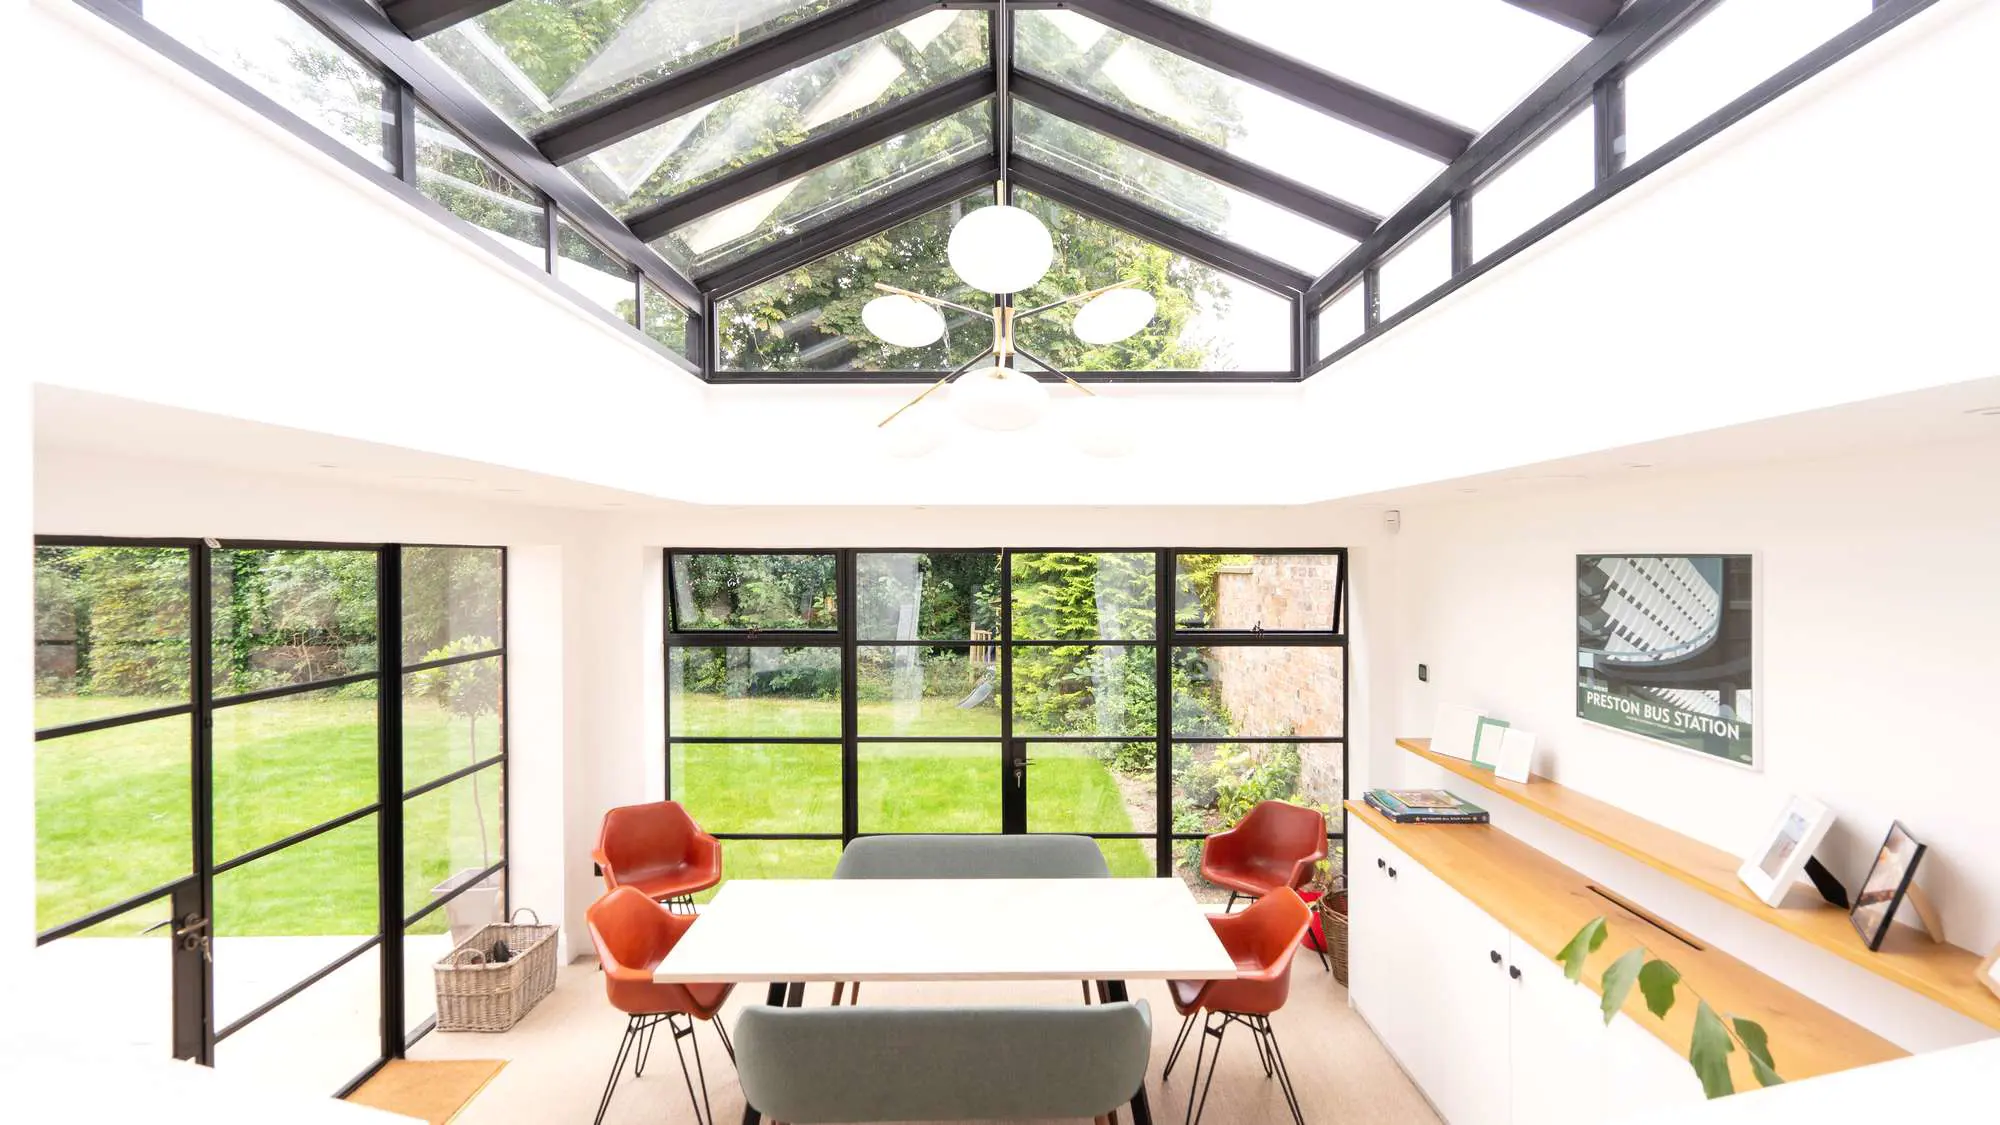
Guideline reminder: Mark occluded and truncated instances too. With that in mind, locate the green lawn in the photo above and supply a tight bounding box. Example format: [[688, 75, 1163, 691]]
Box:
[[37, 690, 1159, 934], [36, 692, 499, 936]]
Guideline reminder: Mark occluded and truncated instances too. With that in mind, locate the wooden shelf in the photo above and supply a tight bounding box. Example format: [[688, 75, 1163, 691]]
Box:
[[1348, 801, 1907, 1083], [1396, 737, 2000, 1032]]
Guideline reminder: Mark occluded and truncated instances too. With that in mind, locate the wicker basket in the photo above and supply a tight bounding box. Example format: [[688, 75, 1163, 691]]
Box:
[[434, 908, 558, 1032], [1317, 882, 1349, 986]]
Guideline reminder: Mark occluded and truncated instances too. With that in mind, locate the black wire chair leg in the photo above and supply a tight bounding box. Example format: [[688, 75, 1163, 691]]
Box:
[[1260, 1016, 1307, 1125], [712, 1015, 735, 1064], [593, 1016, 641, 1125], [1162, 1012, 1198, 1080], [1225, 892, 1241, 913], [1251, 1014, 1275, 1077], [668, 1013, 715, 1125], [634, 1014, 658, 1077], [1184, 1012, 1228, 1125]]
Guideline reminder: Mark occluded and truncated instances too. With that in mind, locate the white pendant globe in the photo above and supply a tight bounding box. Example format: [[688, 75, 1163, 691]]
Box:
[[948, 365, 1050, 431], [1072, 287, 1157, 345], [861, 294, 946, 348], [1068, 394, 1138, 458], [947, 205, 1054, 294], [877, 398, 951, 458]]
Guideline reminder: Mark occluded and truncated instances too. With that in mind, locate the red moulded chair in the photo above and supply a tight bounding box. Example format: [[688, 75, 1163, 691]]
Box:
[[594, 800, 722, 912], [1162, 888, 1314, 1125], [587, 886, 736, 1125], [1199, 800, 1328, 971]]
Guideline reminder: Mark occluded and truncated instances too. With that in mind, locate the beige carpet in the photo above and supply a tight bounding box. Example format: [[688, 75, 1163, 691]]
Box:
[[347, 1059, 507, 1124], [411, 963, 1439, 1125]]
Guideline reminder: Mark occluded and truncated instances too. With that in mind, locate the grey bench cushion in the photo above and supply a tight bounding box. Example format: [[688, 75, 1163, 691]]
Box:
[[834, 834, 1110, 880], [734, 1001, 1152, 1123]]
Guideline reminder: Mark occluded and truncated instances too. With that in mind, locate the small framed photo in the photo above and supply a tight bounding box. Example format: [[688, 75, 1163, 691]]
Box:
[[1850, 821, 1928, 952], [1735, 795, 1835, 908], [1470, 717, 1512, 771], [1980, 943, 2000, 1004]]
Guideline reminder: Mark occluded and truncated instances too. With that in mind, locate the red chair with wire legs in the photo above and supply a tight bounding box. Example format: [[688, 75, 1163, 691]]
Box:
[[594, 800, 721, 913], [586, 886, 735, 1125], [1162, 888, 1314, 1125], [1199, 800, 1328, 970]]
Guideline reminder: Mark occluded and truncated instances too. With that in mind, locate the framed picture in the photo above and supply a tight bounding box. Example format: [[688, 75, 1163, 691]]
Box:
[[1735, 795, 1835, 908], [1470, 717, 1511, 771], [1850, 821, 1927, 952], [1576, 554, 1756, 768], [1980, 944, 2000, 1003]]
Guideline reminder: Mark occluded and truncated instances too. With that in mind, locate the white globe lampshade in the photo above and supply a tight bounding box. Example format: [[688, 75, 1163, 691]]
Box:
[[861, 294, 946, 348], [948, 365, 1050, 431], [1072, 287, 1157, 345], [948, 205, 1054, 294], [877, 398, 951, 459], [1068, 394, 1139, 458]]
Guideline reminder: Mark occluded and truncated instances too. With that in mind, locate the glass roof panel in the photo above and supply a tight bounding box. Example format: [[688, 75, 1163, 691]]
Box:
[[717, 192, 997, 372], [1014, 11, 1443, 216], [569, 10, 988, 215], [1010, 102, 1355, 274], [1148, 0, 1586, 131], [425, 0, 860, 134], [1011, 191, 1292, 372], [654, 101, 992, 275]]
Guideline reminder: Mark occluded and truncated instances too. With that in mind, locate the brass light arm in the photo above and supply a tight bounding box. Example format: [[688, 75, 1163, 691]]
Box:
[[1013, 278, 1139, 320], [1011, 344, 1097, 398], [872, 282, 994, 320], [876, 349, 997, 428]]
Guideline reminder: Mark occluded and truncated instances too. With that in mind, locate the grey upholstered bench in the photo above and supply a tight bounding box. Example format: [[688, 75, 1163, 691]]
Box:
[[734, 1000, 1153, 1123], [833, 833, 1112, 880]]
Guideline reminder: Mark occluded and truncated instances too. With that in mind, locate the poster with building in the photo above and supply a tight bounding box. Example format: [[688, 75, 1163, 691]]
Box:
[[1575, 554, 1755, 768]]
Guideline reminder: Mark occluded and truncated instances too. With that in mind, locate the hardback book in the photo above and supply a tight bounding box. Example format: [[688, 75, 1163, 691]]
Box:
[[1365, 789, 1491, 824]]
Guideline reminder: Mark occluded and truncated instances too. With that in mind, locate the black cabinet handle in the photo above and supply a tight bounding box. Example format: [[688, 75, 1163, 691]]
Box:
[[1509, 966, 1522, 981], [1490, 950, 1502, 964], [1376, 858, 1386, 869], [1387, 866, 1397, 879]]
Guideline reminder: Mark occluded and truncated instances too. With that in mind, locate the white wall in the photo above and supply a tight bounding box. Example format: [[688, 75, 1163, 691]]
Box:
[[1384, 435, 2000, 1051]]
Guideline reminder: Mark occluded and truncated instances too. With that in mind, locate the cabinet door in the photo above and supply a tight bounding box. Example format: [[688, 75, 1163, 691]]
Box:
[[1414, 870, 1514, 1125], [1603, 1013, 1706, 1119], [1344, 823, 1403, 1044], [1507, 941, 1607, 1125]]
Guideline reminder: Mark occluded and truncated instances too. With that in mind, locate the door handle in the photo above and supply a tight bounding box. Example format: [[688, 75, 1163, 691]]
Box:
[[1376, 858, 1385, 870], [144, 914, 212, 961], [1386, 866, 1397, 879], [1509, 966, 1522, 981], [1490, 950, 1502, 965]]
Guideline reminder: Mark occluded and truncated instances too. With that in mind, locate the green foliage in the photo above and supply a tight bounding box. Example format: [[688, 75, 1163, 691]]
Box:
[[1689, 1001, 1737, 1099], [1599, 947, 1647, 1025], [1560, 917, 1785, 1099], [1559, 915, 1608, 981], [1638, 958, 1681, 1020], [674, 554, 836, 630], [1173, 553, 1250, 628]]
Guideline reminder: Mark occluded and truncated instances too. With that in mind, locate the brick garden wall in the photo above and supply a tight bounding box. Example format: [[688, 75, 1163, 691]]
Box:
[[1211, 557, 1345, 808]]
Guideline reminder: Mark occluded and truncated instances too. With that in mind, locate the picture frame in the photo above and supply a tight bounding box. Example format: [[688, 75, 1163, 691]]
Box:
[[1735, 795, 1836, 908], [1491, 728, 1538, 785], [1470, 716, 1512, 771], [1980, 943, 2000, 1004], [1850, 821, 1928, 952], [1575, 554, 1757, 769]]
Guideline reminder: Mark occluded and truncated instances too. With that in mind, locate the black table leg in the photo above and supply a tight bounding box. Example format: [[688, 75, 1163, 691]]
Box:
[[1103, 979, 1152, 1125]]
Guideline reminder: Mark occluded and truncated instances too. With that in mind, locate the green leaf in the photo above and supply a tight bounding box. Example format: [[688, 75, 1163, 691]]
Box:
[[1732, 1018, 1783, 1088], [1637, 959, 1682, 1020], [1689, 1001, 1737, 1099], [1558, 916, 1608, 982], [1599, 948, 1647, 1025]]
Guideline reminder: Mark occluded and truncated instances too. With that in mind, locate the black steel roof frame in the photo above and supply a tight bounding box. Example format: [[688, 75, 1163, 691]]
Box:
[[88, 0, 1933, 386], [1305, 0, 1944, 376]]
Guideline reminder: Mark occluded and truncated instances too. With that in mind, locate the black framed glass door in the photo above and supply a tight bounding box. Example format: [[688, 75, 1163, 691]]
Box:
[[666, 548, 1348, 894], [31, 538, 509, 1095]]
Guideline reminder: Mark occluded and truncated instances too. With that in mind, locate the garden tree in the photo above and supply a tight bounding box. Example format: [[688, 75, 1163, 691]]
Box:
[[410, 637, 504, 872], [211, 549, 378, 694], [401, 547, 506, 662], [33, 547, 192, 698], [434, 1, 1240, 371]]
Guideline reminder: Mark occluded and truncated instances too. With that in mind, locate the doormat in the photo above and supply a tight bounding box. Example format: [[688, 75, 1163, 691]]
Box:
[[345, 1059, 506, 1124]]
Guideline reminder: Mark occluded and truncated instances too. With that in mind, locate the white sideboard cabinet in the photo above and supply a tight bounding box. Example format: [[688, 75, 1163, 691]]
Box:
[[1348, 818, 1705, 1125]]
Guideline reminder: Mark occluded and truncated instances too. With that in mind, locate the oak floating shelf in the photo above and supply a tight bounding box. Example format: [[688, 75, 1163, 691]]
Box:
[[1348, 801, 1906, 1082], [1396, 737, 2000, 1032]]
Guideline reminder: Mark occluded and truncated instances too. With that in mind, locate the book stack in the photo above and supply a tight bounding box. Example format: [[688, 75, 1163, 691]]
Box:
[[1364, 788, 1490, 824]]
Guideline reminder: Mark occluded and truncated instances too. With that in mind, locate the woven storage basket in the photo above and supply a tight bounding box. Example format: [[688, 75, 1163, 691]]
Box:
[[434, 908, 558, 1032], [1318, 882, 1349, 985]]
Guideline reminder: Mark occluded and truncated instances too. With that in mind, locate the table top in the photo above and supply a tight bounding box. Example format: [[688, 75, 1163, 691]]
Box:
[[653, 878, 1239, 984]]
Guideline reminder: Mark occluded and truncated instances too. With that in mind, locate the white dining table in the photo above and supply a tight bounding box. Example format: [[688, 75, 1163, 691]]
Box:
[[655, 877, 1238, 1125]]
